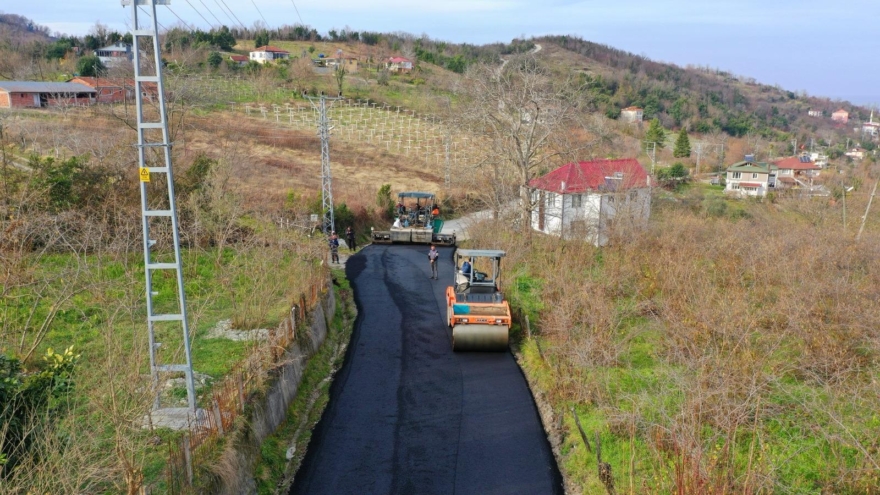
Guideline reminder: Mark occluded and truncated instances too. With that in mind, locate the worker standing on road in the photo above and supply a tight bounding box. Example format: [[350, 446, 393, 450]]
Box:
[[428, 244, 439, 279], [345, 226, 356, 251], [329, 231, 340, 264]]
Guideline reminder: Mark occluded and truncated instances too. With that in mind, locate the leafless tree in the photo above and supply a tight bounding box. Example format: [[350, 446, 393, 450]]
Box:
[[453, 54, 596, 231]]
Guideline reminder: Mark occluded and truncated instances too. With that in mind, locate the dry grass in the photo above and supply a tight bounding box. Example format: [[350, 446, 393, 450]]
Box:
[[470, 188, 880, 493]]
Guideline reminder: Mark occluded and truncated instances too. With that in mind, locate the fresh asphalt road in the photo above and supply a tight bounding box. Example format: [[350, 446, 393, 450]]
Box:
[[290, 244, 563, 495]]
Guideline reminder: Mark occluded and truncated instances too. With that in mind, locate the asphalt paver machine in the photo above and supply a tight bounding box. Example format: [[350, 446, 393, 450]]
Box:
[[445, 249, 511, 351], [371, 191, 456, 246]]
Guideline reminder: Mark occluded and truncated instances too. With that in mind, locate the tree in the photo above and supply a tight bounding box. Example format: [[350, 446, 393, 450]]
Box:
[[212, 26, 236, 51], [254, 31, 269, 48], [334, 64, 346, 96], [75, 55, 105, 77], [456, 54, 590, 231], [207, 51, 222, 69], [673, 128, 691, 158], [645, 118, 666, 149]]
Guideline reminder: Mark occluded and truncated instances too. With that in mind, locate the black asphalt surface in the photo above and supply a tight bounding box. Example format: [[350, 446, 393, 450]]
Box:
[[290, 244, 563, 495]]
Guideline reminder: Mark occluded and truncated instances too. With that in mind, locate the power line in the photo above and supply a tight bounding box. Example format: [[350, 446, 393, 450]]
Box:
[[289, 0, 304, 25], [196, 0, 224, 27], [213, 0, 248, 31], [139, 6, 169, 33], [181, 0, 214, 29], [251, 0, 269, 27], [166, 5, 197, 31]]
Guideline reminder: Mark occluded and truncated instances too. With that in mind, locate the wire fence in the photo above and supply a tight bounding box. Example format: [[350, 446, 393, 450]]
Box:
[[143, 274, 327, 494]]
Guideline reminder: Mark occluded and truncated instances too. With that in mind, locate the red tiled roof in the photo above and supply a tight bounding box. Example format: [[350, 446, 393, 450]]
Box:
[[738, 182, 763, 187], [388, 56, 411, 63], [622, 106, 642, 111], [529, 159, 649, 194], [833, 109, 848, 114], [69, 76, 157, 92], [254, 45, 289, 53], [229, 55, 249, 61], [773, 156, 820, 170]]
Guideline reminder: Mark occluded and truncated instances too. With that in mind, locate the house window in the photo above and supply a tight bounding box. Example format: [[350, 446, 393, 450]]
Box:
[[752, 173, 759, 179], [731, 184, 740, 190], [732, 172, 741, 179], [607, 195, 615, 204], [629, 190, 638, 201], [571, 194, 582, 208]]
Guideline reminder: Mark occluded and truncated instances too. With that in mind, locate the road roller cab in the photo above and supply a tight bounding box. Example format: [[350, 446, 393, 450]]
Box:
[[445, 249, 511, 351]]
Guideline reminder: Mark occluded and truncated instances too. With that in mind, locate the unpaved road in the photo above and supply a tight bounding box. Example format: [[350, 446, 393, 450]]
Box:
[[290, 244, 562, 495]]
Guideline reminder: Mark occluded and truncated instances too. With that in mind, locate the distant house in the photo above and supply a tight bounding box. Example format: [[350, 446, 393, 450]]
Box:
[[0, 81, 96, 108], [861, 110, 879, 138], [807, 109, 823, 117], [229, 55, 249, 67], [845, 148, 867, 160], [386, 56, 413, 73], [70, 76, 159, 103], [725, 157, 777, 197], [620, 106, 643, 123], [529, 159, 651, 246], [249, 46, 290, 64], [832, 108, 849, 123], [772, 155, 821, 190], [95, 43, 133, 67], [809, 151, 829, 168]]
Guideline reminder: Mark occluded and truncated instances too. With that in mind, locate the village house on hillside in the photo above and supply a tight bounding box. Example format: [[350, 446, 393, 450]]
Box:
[[228, 55, 249, 67], [0, 81, 96, 108], [772, 155, 823, 192], [725, 157, 777, 197], [862, 110, 879, 138], [249, 45, 290, 64], [620, 106, 643, 123], [529, 159, 651, 246], [832, 108, 849, 123], [807, 109, 823, 117], [68, 76, 159, 104], [95, 42, 134, 67], [386, 56, 413, 73]]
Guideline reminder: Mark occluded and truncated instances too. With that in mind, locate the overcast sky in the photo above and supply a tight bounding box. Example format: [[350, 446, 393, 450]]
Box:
[[12, 0, 880, 105]]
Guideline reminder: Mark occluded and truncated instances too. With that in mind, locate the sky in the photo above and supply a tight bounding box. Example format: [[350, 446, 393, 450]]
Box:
[[12, 0, 880, 105]]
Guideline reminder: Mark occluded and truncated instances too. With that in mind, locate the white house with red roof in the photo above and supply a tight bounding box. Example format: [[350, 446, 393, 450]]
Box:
[[620, 106, 643, 123], [386, 56, 413, 73], [528, 159, 651, 246], [229, 55, 249, 67], [772, 155, 821, 189], [249, 46, 290, 64]]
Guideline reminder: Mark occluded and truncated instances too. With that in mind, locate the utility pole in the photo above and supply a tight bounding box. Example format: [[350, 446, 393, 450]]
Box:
[[125, 0, 197, 412], [644, 141, 657, 174], [305, 93, 342, 236], [444, 131, 451, 189]]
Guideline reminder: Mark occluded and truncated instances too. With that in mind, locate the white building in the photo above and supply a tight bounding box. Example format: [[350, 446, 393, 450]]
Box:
[[529, 159, 652, 246], [725, 158, 777, 197], [249, 46, 290, 64], [620, 106, 643, 123]]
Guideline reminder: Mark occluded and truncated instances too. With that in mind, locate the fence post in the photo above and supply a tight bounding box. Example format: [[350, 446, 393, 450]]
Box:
[[212, 399, 224, 436], [183, 436, 193, 487]]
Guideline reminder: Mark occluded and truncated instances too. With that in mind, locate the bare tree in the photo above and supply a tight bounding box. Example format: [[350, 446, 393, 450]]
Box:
[[454, 54, 591, 231]]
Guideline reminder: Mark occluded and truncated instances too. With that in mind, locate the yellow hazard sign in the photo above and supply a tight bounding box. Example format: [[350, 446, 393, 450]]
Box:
[[139, 167, 150, 182]]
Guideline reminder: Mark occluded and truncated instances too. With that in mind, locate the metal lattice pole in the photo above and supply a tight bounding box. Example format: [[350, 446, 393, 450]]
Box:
[[305, 94, 342, 235], [126, 0, 197, 412]]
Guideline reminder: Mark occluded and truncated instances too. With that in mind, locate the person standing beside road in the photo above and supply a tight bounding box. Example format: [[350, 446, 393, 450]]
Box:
[[345, 226, 356, 251], [428, 244, 439, 279], [329, 231, 340, 264]]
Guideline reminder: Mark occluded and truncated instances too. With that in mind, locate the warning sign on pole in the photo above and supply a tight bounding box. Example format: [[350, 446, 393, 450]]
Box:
[[139, 167, 150, 182]]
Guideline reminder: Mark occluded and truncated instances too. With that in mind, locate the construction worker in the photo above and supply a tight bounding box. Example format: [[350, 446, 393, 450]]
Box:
[[329, 232, 340, 263], [428, 245, 439, 279]]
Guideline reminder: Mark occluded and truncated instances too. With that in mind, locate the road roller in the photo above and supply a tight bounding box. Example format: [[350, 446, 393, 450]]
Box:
[[445, 249, 511, 351]]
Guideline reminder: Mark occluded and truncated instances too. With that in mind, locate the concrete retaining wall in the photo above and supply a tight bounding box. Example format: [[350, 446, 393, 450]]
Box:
[[215, 280, 336, 495]]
